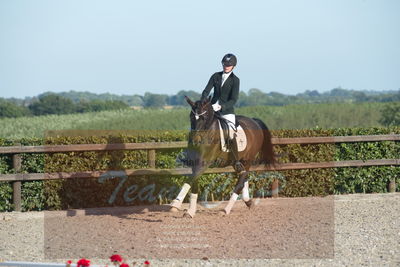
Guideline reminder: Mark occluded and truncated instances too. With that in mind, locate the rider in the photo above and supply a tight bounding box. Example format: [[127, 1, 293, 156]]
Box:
[[201, 53, 244, 172]]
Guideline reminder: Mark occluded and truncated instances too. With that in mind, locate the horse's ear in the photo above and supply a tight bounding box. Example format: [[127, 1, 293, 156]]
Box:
[[185, 96, 195, 108]]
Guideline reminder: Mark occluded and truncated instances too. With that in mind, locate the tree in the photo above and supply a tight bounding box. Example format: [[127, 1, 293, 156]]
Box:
[[76, 100, 129, 112], [0, 99, 30, 118], [380, 102, 400, 126], [244, 88, 268, 106], [143, 93, 168, 108], [305, 90, 320, 97], [266, 91, 288, 106], [168, 90, 201, 106], [329, 87, 351, 97], [237, 91, 248, 107], [353, 91, 369, 102], [125, 95, 144, 106], [28, 94, 76, 115]]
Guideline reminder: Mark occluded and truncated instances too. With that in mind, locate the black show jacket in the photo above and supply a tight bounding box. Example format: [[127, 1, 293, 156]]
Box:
[[201, 71, 240, 115]]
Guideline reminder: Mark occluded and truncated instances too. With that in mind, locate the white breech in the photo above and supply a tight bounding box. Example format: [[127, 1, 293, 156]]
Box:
[[222, 113, 236, 139]]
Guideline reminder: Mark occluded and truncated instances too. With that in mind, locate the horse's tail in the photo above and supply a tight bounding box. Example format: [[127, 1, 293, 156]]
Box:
[[252, 118, 276, 166]]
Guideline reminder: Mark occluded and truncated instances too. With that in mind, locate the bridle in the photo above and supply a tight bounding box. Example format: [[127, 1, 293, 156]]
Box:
[[191, 109, 207, 120]]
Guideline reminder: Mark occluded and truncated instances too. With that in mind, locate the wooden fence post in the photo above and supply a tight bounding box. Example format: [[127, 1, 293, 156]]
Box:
[[271, 179, 279, 198], [148, 149, 156, 168], [389, 179, 396, 193], [12, 143, 22, 211]]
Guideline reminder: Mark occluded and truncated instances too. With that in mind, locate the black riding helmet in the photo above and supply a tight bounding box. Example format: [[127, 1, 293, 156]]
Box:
[[221, 53, 237, 67]]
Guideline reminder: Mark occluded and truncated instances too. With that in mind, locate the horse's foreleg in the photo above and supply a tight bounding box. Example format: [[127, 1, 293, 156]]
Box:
[[170, 183, 191, 212], [224, 171, 248, 215], [183, 175, 199, 218]]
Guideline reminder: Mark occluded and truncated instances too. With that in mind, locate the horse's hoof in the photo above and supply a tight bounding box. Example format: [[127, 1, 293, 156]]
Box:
[[170, 206, 180, 212], [218, 210, 227, 216], [169, 200, 182, 212], [183, 211, 194, 218], [220, 208, 231, 216], [244, 199, 254, 209]]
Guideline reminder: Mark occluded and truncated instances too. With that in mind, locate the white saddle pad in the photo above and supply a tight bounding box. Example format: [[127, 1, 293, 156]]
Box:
[[218, 120, 247, 152]]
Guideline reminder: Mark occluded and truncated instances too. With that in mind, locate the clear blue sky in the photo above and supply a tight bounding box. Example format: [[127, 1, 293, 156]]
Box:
[[0, 0, 399, 98]]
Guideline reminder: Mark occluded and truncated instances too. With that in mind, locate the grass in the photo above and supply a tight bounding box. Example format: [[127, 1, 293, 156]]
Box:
[[0, 102, 385, 139]]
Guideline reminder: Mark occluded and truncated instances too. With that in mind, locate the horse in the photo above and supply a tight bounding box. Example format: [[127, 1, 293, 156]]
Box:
[[170, 96, 275, 217]]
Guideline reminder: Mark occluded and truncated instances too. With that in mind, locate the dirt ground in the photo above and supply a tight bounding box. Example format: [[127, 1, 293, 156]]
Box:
[[43, 196, 334, 260]]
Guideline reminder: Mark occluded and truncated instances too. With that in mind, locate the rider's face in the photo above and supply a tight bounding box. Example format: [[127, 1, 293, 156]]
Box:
[[223, 64, 234, 73]]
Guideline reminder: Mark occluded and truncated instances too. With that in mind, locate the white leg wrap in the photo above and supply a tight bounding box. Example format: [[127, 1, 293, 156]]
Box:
[[170, 183, 191, 210], [242, 181, 250, 202], [185, 193, 198, 218], [176, 183, 191, 201], [224, 193, 238, 215]]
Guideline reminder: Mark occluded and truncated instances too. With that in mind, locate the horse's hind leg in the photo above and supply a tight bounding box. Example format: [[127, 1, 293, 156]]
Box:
[[242, 179, 254, 209], [224, 171, 249, 214]]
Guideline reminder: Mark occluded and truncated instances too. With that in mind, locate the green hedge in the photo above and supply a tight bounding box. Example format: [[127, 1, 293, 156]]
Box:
[[0, 127, 399, 212]]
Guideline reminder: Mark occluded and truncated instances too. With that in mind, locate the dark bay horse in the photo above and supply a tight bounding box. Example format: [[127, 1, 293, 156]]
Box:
[[170, 96, 275, 217]]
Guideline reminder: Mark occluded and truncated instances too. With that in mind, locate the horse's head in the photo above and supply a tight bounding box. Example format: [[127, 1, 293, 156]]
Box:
[[185, 95, 215, 131]]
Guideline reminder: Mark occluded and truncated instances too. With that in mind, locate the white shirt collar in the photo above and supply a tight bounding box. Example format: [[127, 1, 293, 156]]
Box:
[[221, 71, 232, 86]]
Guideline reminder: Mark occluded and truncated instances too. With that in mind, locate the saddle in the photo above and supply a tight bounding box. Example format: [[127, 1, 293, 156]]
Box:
[[215, 113, 247, 152]]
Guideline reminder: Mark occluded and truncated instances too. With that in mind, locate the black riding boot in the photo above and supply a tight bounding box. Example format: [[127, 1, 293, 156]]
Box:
[[230, 135, 245, 173]]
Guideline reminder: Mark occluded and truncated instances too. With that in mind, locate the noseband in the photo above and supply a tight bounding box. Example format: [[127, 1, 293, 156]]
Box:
[[191, 109, 207, 120]]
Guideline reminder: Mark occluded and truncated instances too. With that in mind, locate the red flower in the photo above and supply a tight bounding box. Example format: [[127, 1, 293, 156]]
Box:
[[66, 260, 72, 264], [110, 254, 123, 263], [144, 260, 150, 265], [120, 264, 130, 267], [77, 258, 90, 267]]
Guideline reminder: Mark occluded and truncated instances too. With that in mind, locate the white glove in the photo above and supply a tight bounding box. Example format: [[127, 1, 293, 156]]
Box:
[[212, 103, 221, 111]]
